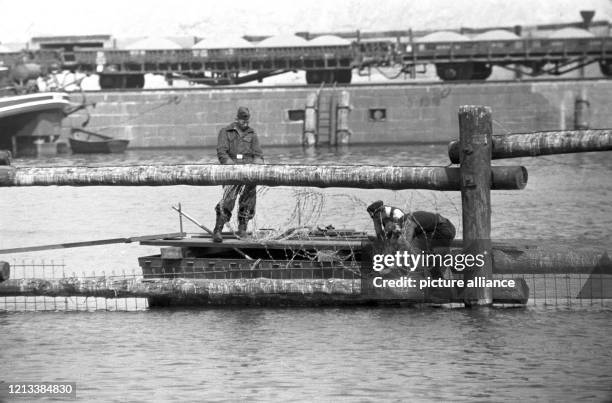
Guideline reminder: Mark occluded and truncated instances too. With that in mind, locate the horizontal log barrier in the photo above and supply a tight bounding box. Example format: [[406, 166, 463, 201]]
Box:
[[0, 276, 528, 305], [448, 129, 612, 163], [0, 277, 360, 299], [0, 164, 528, 190]]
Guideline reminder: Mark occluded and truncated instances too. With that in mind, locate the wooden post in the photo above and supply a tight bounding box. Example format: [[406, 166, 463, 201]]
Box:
[[303, 92, 318, 146], [336, 90, 351, 145], [459, 105, 493, 306]]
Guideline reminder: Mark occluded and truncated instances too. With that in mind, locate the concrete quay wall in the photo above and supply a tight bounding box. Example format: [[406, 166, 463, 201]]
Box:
[[65, 81, 612, 148]]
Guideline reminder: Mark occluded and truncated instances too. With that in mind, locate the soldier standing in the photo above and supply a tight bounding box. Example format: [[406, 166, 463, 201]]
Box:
[[212, 106, 264, 242]]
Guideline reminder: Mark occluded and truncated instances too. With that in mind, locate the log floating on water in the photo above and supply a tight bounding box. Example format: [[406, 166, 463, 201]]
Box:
[[0, 276, 528, 305], [0, 164, 528, 190], [0, 278, 359, 299], [448, 129, 612, 163]]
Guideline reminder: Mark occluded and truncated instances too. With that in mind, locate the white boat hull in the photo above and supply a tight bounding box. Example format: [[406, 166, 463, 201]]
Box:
[[0, 92, 70, 119]]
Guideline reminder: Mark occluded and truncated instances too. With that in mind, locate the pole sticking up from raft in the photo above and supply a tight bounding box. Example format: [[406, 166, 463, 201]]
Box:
[[171, 205, 253, 261], [178, 203, 183, 235]]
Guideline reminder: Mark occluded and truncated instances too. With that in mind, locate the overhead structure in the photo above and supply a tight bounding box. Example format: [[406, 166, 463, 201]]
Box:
[[1, 16, 611, 87]]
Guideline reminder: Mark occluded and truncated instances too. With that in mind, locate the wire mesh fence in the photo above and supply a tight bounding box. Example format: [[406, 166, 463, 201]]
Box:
[[0, 259, 148, 312], [1, 258, 611, 311], [0, 191, 609, 311], [494, 272, 612, 308]]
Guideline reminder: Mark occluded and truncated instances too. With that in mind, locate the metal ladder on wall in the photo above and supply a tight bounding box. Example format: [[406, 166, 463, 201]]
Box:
[[316, 82, 338, 146]]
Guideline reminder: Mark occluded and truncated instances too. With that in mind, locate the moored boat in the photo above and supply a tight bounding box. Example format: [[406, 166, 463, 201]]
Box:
[[0, 92, 71, 156], [0, 92, 70, 119], [69, 128, 129, 153]]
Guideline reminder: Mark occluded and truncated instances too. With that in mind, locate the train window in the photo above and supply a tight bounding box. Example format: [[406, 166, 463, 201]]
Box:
[[287, 109, 305, 121], [369, 108, 386, 121]]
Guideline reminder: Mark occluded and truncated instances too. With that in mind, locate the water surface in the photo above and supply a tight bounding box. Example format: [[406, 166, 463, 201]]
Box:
[[1, 145, 611, 401]]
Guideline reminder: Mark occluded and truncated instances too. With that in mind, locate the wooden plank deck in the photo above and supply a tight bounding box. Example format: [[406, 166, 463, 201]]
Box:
[[139, 237, 365, 250]]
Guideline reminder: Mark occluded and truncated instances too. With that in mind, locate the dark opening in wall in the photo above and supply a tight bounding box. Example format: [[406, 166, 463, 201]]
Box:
[[369, 108, 386, 121], [288, 109, 306, 121]]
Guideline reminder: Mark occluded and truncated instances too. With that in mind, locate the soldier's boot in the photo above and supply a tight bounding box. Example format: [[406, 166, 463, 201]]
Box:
[[237, 218, 249, 238], [212, 214, 225, 243]]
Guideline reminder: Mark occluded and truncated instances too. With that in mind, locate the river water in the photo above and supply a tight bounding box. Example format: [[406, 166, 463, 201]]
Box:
[[1, 144, 612, 401]]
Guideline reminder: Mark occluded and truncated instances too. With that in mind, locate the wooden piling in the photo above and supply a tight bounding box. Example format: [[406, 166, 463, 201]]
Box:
[[459, 105, 493, 306], [0, 164, 527, 190], [447, 129, 612, 163], [303, 92, 318, 146]]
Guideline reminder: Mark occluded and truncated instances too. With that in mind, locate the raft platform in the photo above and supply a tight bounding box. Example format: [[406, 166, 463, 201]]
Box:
[[136, 230, 529, 307]]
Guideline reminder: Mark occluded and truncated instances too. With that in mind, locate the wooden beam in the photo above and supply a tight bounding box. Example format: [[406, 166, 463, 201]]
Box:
[[448, 129, 612, 163], [0, 164, 527, 190], [459, 105, 493, 306], [0, 276, 528, 305], [0, 233, 184, 254], [140, 237, 364, 251], [170, 234, 609, 274], [0, 277, 359, 299]]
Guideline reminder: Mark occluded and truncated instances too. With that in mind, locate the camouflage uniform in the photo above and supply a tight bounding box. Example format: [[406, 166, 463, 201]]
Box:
[[213, 107, 264, 242], [367, 201, 456, 252], [367, 200, 456, 278]]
